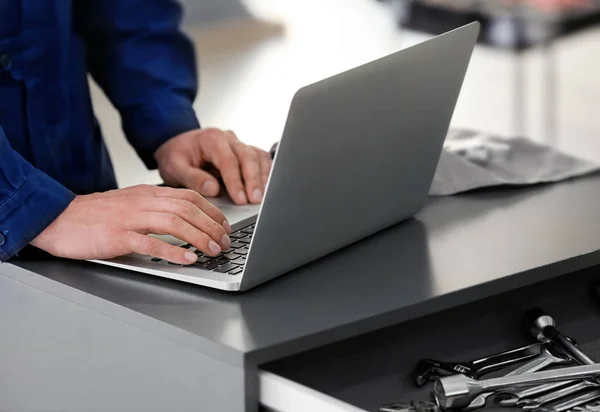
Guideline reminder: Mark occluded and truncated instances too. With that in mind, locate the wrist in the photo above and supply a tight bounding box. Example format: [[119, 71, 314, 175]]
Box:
[[153, 139, 171, 166], [29, 196, 77, 253], [30, 222, 55, 250], [126, 103, 200, 171], [153, 129, 198, 168]]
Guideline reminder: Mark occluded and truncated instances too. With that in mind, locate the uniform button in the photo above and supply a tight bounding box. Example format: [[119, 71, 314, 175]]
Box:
[[0, 233, 6, 246], [0, 54, 12, 70]]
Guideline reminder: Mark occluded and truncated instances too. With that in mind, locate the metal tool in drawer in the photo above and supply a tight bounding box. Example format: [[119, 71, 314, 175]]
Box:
[[400, 305, 600, 412], [513, 380, 600, 410], [525, 309, 595, 366], [414, 308, 584, 387], [428, 309, 600, 412], [414, 342, 549, 386], [433, 363, 600, 410], [464, 344, 573, 410], [380, 344, 572, 412], [494, 310, 599, 408]]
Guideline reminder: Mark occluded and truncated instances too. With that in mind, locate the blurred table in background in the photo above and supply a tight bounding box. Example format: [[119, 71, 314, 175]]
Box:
[[380, 0, 600, 144], [96, 0, 600, 188]]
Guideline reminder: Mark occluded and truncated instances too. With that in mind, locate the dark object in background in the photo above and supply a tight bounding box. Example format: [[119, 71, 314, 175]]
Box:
[[269, 141, 278, 159], [375, 0, 600, 143], [590, 280, 600, 307], [379, 0, 600, 50], [10, 245, 54, 261], [379, 400, 440, 412]]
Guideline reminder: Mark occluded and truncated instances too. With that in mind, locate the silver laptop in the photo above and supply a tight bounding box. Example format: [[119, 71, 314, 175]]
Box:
[[91, 23, 480, 292]]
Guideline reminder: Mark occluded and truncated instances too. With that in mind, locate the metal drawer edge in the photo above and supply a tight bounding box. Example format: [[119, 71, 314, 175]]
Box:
[[259, 370, 368, 412]]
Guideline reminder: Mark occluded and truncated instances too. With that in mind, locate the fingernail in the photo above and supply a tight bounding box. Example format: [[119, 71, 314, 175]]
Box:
[[185, 252, 197, 262], [221, 235, 231, 249], [252, 189, 263, 203], [223, 220, 232, 234], [237, 190, 247, 204], [202, 181, 218, 196], [208, 240, 222, 255]]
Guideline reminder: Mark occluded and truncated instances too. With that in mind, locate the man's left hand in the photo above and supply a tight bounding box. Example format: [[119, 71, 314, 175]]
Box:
[[155, 128, 273, 205]]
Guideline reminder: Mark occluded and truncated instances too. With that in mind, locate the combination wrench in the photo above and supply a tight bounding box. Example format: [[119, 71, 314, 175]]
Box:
[[495, 381, 576, 407], [464, 344, 571, 410], [414, 342, 545, 386], [517, 380, 600, 410]]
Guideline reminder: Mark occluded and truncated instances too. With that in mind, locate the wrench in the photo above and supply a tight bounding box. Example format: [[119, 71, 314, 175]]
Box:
[[494, 344, 584, 406], [502, 309, 598, 408], [414, 342, 545, 386], [535, 389, 600, 412], [496, 381, 576, 407], [465, 344, 572, 410], [433, 363, 600, 410], [518, 380, 600, 409]]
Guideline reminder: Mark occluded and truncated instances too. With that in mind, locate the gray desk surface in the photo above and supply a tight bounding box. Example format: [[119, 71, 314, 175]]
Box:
[[4, 175, 600, 367]]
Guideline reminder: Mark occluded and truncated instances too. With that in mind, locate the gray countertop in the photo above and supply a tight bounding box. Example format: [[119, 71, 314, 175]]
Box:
[[5, 175, 600, 366]]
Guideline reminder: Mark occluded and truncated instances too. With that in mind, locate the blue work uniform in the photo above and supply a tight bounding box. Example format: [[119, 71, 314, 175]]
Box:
[[0, 0, 200, 261]]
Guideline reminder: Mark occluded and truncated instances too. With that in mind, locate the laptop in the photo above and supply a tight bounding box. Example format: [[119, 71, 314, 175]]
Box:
[[91, 23, 480, 292]]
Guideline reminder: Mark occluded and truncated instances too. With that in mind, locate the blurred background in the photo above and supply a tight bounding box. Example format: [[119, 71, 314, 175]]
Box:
[[91, 0, 600, 188]]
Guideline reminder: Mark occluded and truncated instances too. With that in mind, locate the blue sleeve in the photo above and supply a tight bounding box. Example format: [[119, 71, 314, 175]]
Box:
[[74, 0, 201, 169], [0, 126, 75, 262]]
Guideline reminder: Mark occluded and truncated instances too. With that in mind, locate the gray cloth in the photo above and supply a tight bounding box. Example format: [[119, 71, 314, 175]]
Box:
[[430, 129, 600, 196]]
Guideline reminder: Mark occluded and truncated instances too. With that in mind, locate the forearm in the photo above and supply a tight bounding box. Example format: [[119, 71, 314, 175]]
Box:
[[75, 0, 201, 169]]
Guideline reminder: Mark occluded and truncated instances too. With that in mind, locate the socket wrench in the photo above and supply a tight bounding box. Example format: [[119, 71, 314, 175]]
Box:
[[465, 344, 572, 410], [433, 363, 600, 410], [414, 342, 545, 386], [525, 309, 595, 365]]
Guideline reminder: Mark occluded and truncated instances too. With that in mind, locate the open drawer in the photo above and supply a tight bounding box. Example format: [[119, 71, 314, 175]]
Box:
[[259, 265, 600, 412]]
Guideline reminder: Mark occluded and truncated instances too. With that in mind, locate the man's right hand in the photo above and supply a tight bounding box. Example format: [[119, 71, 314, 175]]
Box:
[[30, 185, 232, 265]]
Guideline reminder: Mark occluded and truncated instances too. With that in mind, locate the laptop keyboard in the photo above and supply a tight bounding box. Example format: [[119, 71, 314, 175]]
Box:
[[150, 224, 254, 276]]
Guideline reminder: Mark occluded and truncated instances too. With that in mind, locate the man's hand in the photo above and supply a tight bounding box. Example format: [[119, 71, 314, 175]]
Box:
[[155, 128, 273, 205], [30, 185, 232, 264]]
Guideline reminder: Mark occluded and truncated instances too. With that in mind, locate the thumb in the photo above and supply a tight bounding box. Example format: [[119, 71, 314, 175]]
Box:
[[177, 165, 221, 197]]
